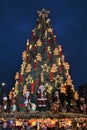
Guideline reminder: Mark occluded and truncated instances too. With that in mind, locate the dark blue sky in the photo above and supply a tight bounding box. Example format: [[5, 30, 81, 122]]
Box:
[[0, 0, 87, 94]]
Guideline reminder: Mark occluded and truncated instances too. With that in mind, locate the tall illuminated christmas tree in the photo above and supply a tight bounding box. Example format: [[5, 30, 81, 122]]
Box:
[[9, 9, 79, 112]]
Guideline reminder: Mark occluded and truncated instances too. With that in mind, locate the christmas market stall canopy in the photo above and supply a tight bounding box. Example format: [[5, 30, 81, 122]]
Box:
[[9, 9, 79, 112]]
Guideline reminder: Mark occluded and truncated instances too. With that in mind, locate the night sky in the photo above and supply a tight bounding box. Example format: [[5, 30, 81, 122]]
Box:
[[0, 0, 87, 95]]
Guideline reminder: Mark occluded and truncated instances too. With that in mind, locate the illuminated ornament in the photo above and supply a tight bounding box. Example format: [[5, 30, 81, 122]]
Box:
[[66, 75, 72, 85], [41, 72, 44, 82], [51, 63, 57, 72], [34, 44, 37, 52], [37, 8, 50, 17], [32, 29, 36, 39], [41, 64, 50, 72], [25, 75, 33, 84], [15, 72, 19, 80], [47, 27, 53, 34], [54, 35, 56, 42], [31, 80, 35, 93], [36, 39, 42, 46], [26, 63, 32, 73], [57, 58, 61, 65], [58, 45, 62, 55], [26, 39, 29, 52], [21, 63, 26, 74], [53, 75, 60, 86], [46, 18, 50, 24], [53, 48, 59, 55], [23, 85, 27, 96], [29, 44, 32, 50], [74, 91, 79, 100], [34, 60, 37, 70], [37, 23, 41, 29], [45, 30, 47, 38], [60, 84, 67, 94], [64, 62, 70, 70], [22, 51, 26, 60], [62, 55, 65, 61], [36, 53, 42, 61], [47, 46, 50, 52]]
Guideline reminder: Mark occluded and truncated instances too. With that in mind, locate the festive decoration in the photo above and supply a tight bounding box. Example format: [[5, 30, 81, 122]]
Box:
[[26, 63, 32, 73], [36, 39, 42, 46], [9, 9, 79, 112], [36, 53, 42, 61]]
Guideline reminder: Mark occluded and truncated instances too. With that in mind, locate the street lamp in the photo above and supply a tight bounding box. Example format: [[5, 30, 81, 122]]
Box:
[[0, 82, 6, 105]]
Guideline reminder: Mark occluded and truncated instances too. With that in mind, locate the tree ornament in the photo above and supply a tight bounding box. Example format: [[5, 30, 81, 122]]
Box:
[[60, 84, 67, 94], [32, 29, 36, 39], [37, 8, 50, 18], [37, 23, 41, 29], [47, 27, 53, 34], [25, 75, 33, 84], [54, 35, 57, 42], [41, 64, 50, 72], [66, 75, 72, 86], [46, 18, 50, 24], [31, 80, 35, 93], [51, 63, 57, 73], [36, 53, 42, 61], [34, 60, 37, 70], [48, 52, 51, 61], [74, 91, 79, 100], [22, 51, 26, 60], [34, 44, 37, 52], [36, 39, 42, 46], [48, 37, 51, 44], [50, 71, 53, 81], [45, 30, 47, 38], [23, 85, 27, 96], [26, 63, 32, 73], [64, 62, 70, 70], [15, 72, 19, 80], [53, 75, 60, 86], [26, 39, 29, 52], [26, 54, 29, 64], [53, 48, 59, 55], [19, 73, 23, 85], [41, 72, 44, 83], [58, 45, 62, 55]]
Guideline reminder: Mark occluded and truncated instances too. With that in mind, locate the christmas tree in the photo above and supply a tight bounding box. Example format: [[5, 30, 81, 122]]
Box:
[[9, 9, 79, 112]]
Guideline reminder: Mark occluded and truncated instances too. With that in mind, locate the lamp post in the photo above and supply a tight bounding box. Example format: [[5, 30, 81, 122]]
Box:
[[0, 82, 5, 105]]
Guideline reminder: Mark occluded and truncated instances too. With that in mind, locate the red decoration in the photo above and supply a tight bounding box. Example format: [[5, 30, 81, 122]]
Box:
[[48, 38, 51, 44], [34, 60, 36, 70], [59, 65, 63, 72], [26, 40, 29, 52], [26, 54, 29, 64], [34, 45, 37, 52], [32, 30, 35, 39], [19, 74, 23, 84], [31, 81, 35, 93], [50, 71, 53, 80], [48, 52, 51, 61], [54, 35, 56, 42]]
